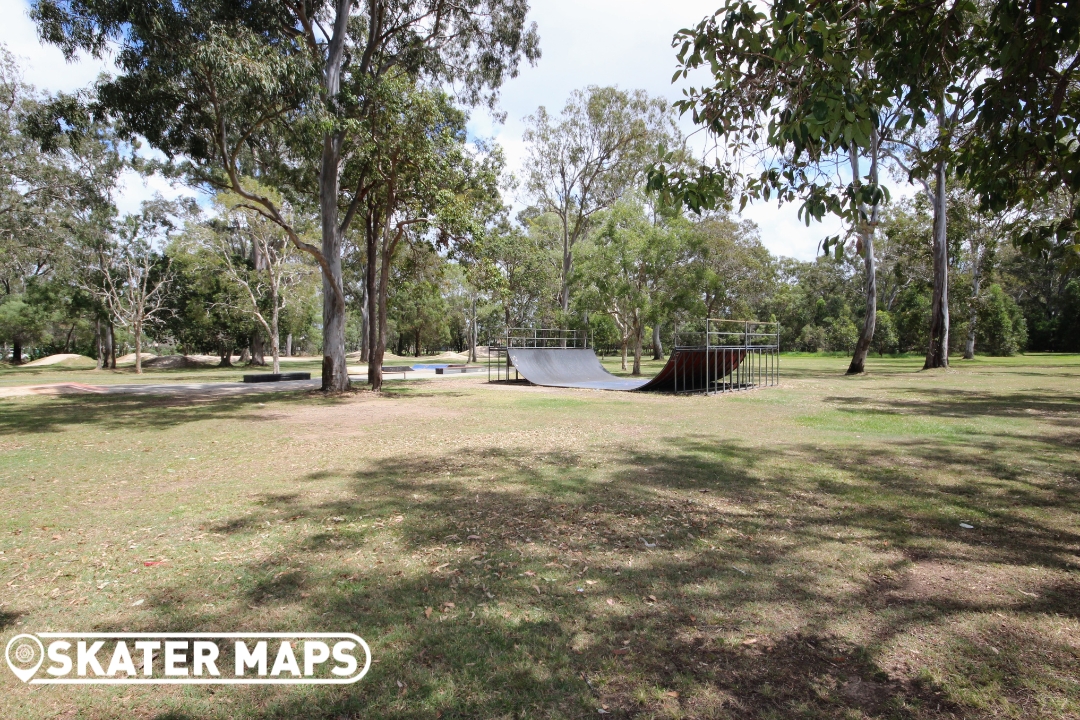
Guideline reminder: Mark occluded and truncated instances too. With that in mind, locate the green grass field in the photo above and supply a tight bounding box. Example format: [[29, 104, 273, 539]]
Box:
[[1, 354, 1078, 719]]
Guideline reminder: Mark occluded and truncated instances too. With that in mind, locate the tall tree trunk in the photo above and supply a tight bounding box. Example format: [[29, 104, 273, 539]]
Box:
[[366, 210, 380, 386], [370, 225, 395, 392], [621, 337, 628, 371], [415, 328, 421, 357], [106, 322, 116, 369], [94, 319, 103, 370], [847, 134, 880, 375], [359, 264, 370, 363], [632, 315, 643, 376], [469, 294, 477, 362], [12, 339, 22, 365], [318, 0, 354, 392], [559, 218, 572, 348], [219, 341, 233, 367], [134, 321, 142, 374], [286, 333, 293, 358], [270, 295, 281, 375], [652, 322, 663, 360], [560, 219, 572, 316], [964, 243, 980, 359], [251, 332, 266, 366], [925, 159, 950, 369]]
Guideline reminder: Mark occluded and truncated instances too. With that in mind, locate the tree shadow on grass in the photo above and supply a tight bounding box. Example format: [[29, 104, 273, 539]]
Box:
[[73, 430, 1076, 720], [0, 609, 22, 631], [0, 391, 333, 436], [826, 387, 1080, 423]]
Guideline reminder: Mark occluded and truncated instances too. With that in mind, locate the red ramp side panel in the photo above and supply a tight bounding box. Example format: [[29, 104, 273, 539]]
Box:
[[636, 348, 747, 392]]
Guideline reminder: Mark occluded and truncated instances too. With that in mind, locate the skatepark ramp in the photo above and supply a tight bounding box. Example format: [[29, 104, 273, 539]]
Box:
[[487, 321, 778, 394]]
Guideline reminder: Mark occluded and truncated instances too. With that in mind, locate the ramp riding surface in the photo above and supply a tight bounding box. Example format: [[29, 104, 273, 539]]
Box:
[[506, 347, 747, 392]]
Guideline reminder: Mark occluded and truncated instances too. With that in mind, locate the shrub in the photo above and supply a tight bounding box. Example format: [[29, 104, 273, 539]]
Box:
[[872, 310, 898, 355], [976, 284, 1027, 356], [797, 324, 827, 352]]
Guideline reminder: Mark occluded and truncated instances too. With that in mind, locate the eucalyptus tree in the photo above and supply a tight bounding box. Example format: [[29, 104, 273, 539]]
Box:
[[577, 199, 688, 374], [0, 45, 122, 306], [651, 2, 891, 374], [690, 215, 776, 322], [470, 222, 559, 334], [83, 203, 179, 374], [215, 191, 315, 374], [523, 86, 677, 318], [359, 81, 504, 389], [651, 0, 982, 372], [33, 0, 539, 390], [959, 0, 1080, 269], [872, 2, 985, 369]]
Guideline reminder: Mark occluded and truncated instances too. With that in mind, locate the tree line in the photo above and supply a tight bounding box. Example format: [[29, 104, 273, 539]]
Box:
[[2, 2, 1077, 386]]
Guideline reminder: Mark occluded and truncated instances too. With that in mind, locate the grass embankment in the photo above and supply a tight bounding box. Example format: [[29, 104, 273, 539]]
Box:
[[1, 354, 1078, 719]]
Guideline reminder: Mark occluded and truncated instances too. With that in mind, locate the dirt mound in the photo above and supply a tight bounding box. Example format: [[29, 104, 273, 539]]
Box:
[[141, 354, 217, 369], [21, 354, 96, 368], [116, 352, 156, 364]]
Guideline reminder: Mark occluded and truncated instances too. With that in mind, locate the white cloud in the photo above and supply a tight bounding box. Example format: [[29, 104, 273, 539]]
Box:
[[113, 168, 202, 218], [1, 1, 112, 94], [2, 1, 199, 214], [742, 201, 845, 262]]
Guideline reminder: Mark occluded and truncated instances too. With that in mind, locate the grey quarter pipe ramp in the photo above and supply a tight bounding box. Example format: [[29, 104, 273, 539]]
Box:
[[505, 347, 747, 392]]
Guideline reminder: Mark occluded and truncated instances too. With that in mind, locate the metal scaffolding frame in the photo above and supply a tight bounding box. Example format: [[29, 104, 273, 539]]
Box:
[[487, 320, 780, 394], [671, 319, 780, 395]]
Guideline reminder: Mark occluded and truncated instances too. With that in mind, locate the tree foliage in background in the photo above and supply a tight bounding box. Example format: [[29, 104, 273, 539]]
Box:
[[523, 86, 677, 319], [33, 0, 539, 390]]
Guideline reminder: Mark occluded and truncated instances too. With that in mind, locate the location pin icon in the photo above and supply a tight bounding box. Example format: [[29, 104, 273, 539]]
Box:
[[5, 634, 45, 682]]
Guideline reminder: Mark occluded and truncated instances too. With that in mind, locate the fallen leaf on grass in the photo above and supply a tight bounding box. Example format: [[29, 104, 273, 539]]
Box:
[[467, 535, 482, 540], [613, 648, 629, 656], [143, 561, 166, 567], [606, 598, 616, 606], [665, 691, 679, 698], [132, 599, 144, 607], [647, 594, 657, 603], [424, 607, 432, 618]]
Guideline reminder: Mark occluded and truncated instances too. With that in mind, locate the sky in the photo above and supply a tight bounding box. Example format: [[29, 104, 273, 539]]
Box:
[[1, 0, 851, 260]]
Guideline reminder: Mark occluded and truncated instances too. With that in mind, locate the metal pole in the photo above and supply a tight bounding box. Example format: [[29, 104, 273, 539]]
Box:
[[706, 318, 710, 396]]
